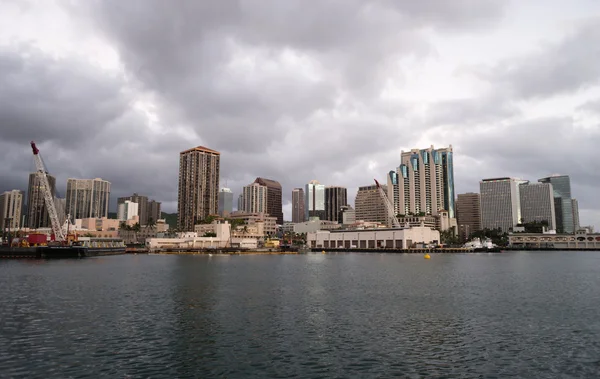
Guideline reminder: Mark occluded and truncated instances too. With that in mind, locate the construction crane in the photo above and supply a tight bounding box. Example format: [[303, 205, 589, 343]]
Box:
[[374, 179, 401, 228], [30, 141, 66, 243]]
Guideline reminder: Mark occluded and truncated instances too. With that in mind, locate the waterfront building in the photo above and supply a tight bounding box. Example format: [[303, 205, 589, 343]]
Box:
[[66, 178, 111, 222], [305, 180, 325, 220], [480, 177, 525, 233], [0, 190, 23, 230], [178, 146, 220, 231], [307, 226, 440, 249], [242, 183, 268, 214], [325, 186, 347, 223], [254, 178, 283, 225], [229, 212, 277, 236], [355, 184, 387, 224], [456, 193, 481, 242], [572, 199, 580, 231], [218, 188, 233, 217], [26, 172, 56, 229], [509, 229, 600, 250], [340, 205, 356, 225], [117, 200, 139, 221], [519, 182, 556, 230], [292, 219, 341, 234], [118, 194, 161, 225], [538, 175, 574, 233], [292, 188, 306, 223], [388, 145, 456, 218]]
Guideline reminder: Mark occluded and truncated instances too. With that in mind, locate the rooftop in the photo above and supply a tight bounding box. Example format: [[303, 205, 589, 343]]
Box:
[[180, 146, 220, 155]]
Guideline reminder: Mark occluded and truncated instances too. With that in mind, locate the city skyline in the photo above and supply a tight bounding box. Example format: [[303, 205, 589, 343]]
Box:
[[1, 1, 599, 230]]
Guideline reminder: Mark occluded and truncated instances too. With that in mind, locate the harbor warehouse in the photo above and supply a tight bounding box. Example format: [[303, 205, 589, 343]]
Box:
[[307, 227, 440, 249]]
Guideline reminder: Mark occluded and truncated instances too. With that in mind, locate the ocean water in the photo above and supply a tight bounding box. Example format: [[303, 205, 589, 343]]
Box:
[[1, 252, 600, 378]]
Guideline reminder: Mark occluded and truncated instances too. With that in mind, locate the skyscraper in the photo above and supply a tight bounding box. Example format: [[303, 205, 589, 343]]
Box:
[[519, 182, 556, 230], [148, 200, 162, 223], [254, 178, 283, 225], [118, 194, 147, 224], [178, 146, 220, 231], [305, 180, 325, 220], [292, 188, 305, 223], [65, 178, 111, 221], [117, 200, 139, 221], [355, 184, 387, 224], [27, 172, 56, 228], [242, 183, 268, 213], [218, 188, 234, 217], [456, 193, 481, 242], [572, 198, 580, 231], [480, 177, 524, 233], [390, 145, 455, 218], [538, 175, 574, 233], [325, 186, 347, 223], [0, 190, 23, 229]]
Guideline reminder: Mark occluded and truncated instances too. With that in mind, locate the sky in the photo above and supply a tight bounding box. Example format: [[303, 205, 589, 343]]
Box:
[[0, 0, 599, 228]]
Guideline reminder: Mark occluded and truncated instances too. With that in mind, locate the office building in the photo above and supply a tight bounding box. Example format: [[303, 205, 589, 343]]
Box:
[[389, 145, 455, 218], [27, 172, 57, 229], [241, 183, 268, 214], [218, 188, 234, 217], [456, 193, 481, 242], [339, 205, 356, 225], [292, 188, 306, 223], [538, 175, 574, 233], [480, 177, 525, 233], [254, 178, 283, 225], [117, 200, 139, 221], [66, 178, 111, 222], [0, 190, 23, 230], [325, 186, 347, 223], [572, 198, 580, 231], [178, 146, 220, 231], [305, 180, 325, 220], [519, 182, 556, 230], [355, 184, 387, 224]]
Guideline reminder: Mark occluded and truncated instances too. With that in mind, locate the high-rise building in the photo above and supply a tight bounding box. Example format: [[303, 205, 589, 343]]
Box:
[[242, 183, 268, 214], [178, 146, 220, 231], [148, 200, 161, 224], [54, 197, 67, 226], [27, 172, 56, 228], [355, 184, 387, 224], [0, 190, 23, 230], [538, 175, 574, 233], [572, 198, 580, 231], [519, 182, 556, 230], [305, 180, 325, 220], [117, 200, 139, 221], [237, 194, 243, 212], [218, 188, 233, 217], [292, 188, 306, 223], [456, 193, 481, 242], [389, 145, 455, 218], [118, 194, 147, 223], [480, 177, 524, 233], [325, 186, 347, 223], [254, 178, 283, 225], [65, 178, 111, 222]]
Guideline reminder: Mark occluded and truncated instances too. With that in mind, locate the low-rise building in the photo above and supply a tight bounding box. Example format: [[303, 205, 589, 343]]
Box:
[[147, 221, 257, 251], [229, 212, 277, 236], [307, 226, 440, 249], [76, 217, 121, 231], [119, 219, 170, 244], [509, 230, 600, 249], [293, 219, 341, 234]]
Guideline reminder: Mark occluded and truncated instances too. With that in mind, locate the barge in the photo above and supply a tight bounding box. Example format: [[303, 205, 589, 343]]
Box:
[[0, 238, 126, 259]]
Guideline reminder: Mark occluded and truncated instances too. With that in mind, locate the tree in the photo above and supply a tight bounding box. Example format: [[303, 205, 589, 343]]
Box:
[[147, 217, 156, 231], [203, 232, 217, 237], [440, 228, 459, 246]]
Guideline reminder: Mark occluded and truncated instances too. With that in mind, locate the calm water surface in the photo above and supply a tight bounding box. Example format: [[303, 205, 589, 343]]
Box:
[[1, 252, 600, 378]]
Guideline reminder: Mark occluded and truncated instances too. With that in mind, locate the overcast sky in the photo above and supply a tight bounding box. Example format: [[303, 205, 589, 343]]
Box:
[[1, 0, 599, 227]]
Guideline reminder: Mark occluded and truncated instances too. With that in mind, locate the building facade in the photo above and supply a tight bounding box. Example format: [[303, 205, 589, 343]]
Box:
[[27, 172, 56, 229], [218, 188, 233, 217], [307, 227, 441, 250], [572, 198, 580, 231], [339, 205, 356, 225], [389, 145, 455, 218], [480, 177, 524, 233], [292, 188, 306, 223], [519, 182, 556, 230], [355, 184, 387, 224], [66, 178, 111, 222], [254, 178, 283, 225], [305, 180, 325, 220], [229, 212, 278, 236], [0, 190, 23, 230], [117, 200, 139, 221], [118, 194, 161, 225], [538, 175, 574, 233], [325, 186, 347, 223], [178, 146, 220, 231], [242, 183, 268, 214], [456, 192, 481, 242], [148, 200, 161, 224]]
